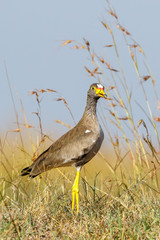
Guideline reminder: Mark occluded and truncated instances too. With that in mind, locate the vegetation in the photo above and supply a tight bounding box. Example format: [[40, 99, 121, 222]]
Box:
[[0, 1, 160, 239]]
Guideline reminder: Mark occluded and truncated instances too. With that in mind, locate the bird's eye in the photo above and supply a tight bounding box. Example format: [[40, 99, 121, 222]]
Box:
[[91, 86, 95, 91]]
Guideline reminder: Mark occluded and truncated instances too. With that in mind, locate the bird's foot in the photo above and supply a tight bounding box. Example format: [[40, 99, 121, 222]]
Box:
[[72, 171, 80, 215]]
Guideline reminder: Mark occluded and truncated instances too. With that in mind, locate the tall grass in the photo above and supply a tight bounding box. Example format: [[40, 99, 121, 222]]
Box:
[[1, 1, 160, 239]]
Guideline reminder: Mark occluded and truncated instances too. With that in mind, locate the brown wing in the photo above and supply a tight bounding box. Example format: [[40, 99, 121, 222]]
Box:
[[25, 124, 101, 177]]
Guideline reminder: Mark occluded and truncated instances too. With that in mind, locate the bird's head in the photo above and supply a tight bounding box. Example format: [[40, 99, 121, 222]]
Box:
[[88, 83, 107, 99]]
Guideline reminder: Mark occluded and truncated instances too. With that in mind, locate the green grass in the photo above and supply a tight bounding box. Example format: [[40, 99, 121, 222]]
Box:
[[1, 1, 160, 239], [0, 169, 160, 239], [0, 147, 160, 239]]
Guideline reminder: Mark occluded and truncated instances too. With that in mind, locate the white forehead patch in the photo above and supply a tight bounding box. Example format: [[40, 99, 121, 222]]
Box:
[[97, 84, 104, 89], [85, 129, 91, 133]]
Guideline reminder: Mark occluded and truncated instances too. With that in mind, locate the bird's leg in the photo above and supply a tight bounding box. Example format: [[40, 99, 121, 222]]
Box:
[[72, 169, 80, 214]]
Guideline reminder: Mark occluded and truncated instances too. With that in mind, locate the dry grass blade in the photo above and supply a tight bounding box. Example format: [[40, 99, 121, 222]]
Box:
[[0, 192, 21, 239], [109, 85, 115, 90], [116, 24, 131, 35], [142, 75, 151, 81], [24, 124, 34, 128], [83, 38, 90, 51], [61, 40, 73, 47], [56, 96, 76, 125], [11, 128, 21, 132], [101, 21, 108, 30], [154, 117, 160, 122], [4, 61, 24, 149], [107, 10, 118, 20], [118, 117, 129, 121], [129, 44, 138, 48], [104, 44, 113, 47], [55, 120, 72, 129], [46, 88, 57, 93]]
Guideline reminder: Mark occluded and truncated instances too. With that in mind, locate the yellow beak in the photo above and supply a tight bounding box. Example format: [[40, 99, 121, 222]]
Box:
[[96, 88, 107, 99]]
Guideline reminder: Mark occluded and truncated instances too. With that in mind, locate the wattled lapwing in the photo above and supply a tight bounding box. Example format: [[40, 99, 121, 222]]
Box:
[[21, 83, 107, 214]]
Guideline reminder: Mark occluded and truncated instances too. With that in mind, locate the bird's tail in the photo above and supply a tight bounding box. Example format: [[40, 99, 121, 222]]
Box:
[[21, 166, 32, 176], [21, 165, 39, 178], [21, 149, 49, 178]]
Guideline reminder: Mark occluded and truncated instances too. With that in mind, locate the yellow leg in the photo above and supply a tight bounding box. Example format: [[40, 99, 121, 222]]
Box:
[[72, 170, 80, 214]]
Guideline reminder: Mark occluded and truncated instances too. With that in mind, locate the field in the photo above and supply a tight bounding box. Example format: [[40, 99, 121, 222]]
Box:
[[0, 143, 160, 239], [1, 2, 160, 239]]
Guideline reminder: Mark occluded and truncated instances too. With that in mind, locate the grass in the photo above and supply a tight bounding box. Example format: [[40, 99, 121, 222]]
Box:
[[1, 1, 160, 239], [0, 162, 160, 239]]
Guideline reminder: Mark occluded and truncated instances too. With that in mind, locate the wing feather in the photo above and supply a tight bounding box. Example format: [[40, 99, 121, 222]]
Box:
[[26, 122, 103, 177]]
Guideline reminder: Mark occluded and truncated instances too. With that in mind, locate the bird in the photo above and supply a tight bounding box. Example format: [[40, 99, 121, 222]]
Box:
[[21, 83, 107, 214]]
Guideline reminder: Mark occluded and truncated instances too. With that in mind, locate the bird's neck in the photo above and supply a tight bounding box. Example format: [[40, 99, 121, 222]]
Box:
[[84, 95, 98, 117]]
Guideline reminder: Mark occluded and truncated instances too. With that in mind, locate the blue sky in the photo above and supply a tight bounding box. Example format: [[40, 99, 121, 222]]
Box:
[[1, 0, 160, 143]]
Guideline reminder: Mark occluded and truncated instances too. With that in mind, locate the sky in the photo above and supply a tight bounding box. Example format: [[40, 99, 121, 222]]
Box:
[[0, 0, 160, 144]]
